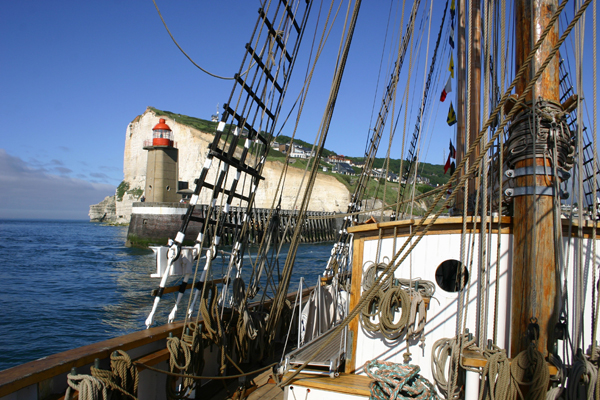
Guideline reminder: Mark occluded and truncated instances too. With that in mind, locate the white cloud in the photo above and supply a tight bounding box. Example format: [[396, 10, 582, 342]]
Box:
[[0, 149, 115, 220]]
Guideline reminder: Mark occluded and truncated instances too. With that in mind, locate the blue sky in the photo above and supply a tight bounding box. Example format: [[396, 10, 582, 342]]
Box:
[[0, 1, 597, 219]]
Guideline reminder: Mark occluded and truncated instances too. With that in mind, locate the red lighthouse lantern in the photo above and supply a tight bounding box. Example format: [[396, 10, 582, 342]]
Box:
[[152, 118, 173, 147]]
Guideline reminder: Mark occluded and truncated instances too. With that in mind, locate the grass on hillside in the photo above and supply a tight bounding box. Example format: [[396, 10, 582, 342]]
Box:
[[150, 107, 218, 133], [148, 107, 447, 214]]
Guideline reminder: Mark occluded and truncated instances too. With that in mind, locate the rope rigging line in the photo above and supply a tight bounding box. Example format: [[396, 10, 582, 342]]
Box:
[[592, 0, 599, 364], [322, 0, 422, 280], [143, 2, 316, 362], [493, 0, 507, 347], [279, 0, 593, 386], [364, 0, 396, 153], [133, 360, 278, 381], [240, 0, 349, 322], [400, 0, 449, 215], [151, 0, 235, 80], [266, 0, 363, 346]]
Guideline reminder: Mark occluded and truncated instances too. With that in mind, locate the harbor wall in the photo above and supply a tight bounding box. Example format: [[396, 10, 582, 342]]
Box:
[[127, 202, 342, 247]]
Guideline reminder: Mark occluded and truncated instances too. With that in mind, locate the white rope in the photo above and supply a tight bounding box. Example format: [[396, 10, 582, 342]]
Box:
[[65, 373, 109, 400]]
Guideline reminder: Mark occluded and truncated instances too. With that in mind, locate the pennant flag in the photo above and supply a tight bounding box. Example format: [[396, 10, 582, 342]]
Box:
[[447, 102, 457, 126], [444, 156, 452, 174], [440, 77, 453, 101], [444, 140, 457, 174], [449, 54, 454, 78], [449, 23, 455, 48], [450, 0, 455, 19], [449, 140, 456, 159]]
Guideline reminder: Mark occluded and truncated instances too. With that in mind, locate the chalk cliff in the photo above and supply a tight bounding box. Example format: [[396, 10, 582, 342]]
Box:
[[90, 107, 350, 223]]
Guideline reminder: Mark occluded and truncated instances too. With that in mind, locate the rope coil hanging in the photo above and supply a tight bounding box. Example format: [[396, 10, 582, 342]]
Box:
[[165, 322, 205, 400], [360, 261, 434, 341], [65, 374, 109, 400], [65, 350, 139, 400]]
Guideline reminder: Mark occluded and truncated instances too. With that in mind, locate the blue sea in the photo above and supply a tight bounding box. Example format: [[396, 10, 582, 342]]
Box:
[[0, 219, 331, 371]]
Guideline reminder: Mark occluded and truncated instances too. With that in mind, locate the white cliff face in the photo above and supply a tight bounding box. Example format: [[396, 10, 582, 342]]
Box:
[[110, 107, 350, 223]]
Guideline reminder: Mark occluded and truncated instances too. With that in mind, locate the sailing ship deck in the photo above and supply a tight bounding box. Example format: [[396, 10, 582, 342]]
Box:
[[207, 369, 375, 400]]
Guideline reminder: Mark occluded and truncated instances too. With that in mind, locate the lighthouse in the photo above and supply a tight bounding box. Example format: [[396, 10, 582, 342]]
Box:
[[143, 118, 179, 203]]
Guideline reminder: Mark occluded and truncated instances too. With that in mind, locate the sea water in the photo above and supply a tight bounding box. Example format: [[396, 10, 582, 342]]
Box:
[[0, 219, 332, 371]]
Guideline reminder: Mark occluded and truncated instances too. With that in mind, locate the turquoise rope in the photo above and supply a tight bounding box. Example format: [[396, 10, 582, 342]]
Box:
[[364, 360, 439, 400]]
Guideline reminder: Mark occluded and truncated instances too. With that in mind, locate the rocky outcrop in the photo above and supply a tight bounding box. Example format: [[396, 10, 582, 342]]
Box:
[[90, 107, 351, 223], [89, 195, 117, 222]]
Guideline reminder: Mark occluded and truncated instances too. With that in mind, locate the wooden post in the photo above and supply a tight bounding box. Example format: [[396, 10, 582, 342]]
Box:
[[510, 0, 559, 358]]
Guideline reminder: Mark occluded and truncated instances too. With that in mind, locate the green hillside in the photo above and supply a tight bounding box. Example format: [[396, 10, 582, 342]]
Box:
[[347, 157, 449, 186], [149, 107, 219, 133], [149, 107, 449, 213]]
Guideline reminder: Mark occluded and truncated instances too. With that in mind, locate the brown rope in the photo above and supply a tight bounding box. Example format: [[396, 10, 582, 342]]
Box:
[[133, 361, 277, 380]]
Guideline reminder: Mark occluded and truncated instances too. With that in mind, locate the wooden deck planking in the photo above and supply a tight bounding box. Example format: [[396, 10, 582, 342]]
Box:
[[205, 367, 283, 400], [285, 372, 372, 397]]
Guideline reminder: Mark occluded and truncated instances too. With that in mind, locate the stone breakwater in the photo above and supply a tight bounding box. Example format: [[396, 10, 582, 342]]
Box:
[[90, 107, 350, 224]]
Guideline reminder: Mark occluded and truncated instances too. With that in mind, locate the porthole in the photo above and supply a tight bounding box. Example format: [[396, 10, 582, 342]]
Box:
[[435, 259, 468, 293]]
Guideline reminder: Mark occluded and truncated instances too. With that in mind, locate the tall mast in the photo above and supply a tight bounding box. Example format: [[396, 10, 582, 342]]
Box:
[[455, 0, 480, 213], [455, 0, 466, 208], [510, 0, 560, 357], [467, 0, 481, 202]]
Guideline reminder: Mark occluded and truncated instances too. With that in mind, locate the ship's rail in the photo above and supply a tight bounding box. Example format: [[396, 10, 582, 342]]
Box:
[[0, 287, 313, 399]]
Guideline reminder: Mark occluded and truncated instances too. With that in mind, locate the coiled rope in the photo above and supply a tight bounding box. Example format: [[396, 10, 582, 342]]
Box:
[[507, 346, 550, 400], [364, 359, 439, 400], [379, 286, 411, 340], [360, 262, 433, 341], [505, 100, 574, 170], [166, 335, 193, 399], [566, 352, 598, 400], [431, 335, 468, 400], [65, 350, 138, 400], [166, 322, 205, 400], [478, 345, 511, 400], [65, 373, 109, 400]]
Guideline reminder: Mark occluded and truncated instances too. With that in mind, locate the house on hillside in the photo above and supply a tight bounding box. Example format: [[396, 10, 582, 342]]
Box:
[[328, 155, 352, 164], [387, 171, 399, 183], [333, 163, 355, 175], [289, 144, 314, 159]]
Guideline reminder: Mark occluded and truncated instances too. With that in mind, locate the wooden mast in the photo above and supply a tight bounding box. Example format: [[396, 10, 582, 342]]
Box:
[[455, 0, 466, 209], [455, 0, 480, 213], [510, 0, 560, 358], [468, 0, 481, 202]]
